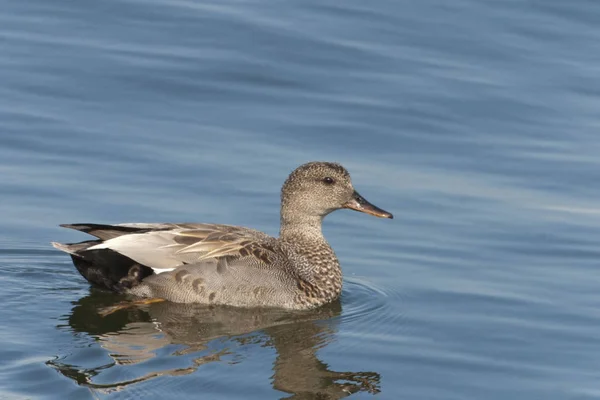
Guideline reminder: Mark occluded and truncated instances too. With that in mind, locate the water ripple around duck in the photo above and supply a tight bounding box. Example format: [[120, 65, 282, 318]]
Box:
[[341, 277, 406, 337]]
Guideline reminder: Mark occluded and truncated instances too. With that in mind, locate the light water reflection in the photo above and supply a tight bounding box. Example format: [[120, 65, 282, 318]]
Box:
[[49, 290, 380, 398]]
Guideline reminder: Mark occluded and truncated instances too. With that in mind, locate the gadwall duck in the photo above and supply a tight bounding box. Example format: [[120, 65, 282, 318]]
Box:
[[52, 162, 392, 310]]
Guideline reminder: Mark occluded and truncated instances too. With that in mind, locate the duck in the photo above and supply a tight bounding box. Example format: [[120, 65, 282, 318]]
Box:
[[52, 162, 392, 310]]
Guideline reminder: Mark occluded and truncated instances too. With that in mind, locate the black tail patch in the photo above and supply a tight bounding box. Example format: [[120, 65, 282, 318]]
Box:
[[70, 249, 154, 293]]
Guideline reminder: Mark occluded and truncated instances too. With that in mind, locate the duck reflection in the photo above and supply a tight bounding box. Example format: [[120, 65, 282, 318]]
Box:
[[48, 290, 380, 398]]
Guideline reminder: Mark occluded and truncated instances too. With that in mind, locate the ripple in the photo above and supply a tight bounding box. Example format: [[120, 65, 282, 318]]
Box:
[[341, 277, 406, 337]]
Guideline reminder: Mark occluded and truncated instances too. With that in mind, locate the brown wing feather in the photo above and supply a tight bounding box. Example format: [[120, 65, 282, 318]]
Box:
[[174, 226, 276, 264], [58, 222, 277, 271]]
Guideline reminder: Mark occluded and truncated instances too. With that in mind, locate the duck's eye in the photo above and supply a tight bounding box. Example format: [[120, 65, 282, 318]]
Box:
[[323, 177, 335, 185]]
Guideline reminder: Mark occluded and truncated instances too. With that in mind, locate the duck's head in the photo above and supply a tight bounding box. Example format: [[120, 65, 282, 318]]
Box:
[[280, 162, 393, 224]]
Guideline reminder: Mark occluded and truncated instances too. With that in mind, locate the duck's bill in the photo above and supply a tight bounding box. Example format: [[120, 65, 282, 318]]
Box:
[[343, 191, 393, 219]]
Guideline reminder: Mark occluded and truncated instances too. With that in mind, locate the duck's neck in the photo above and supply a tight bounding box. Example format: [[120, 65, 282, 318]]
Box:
[[279, 214, 324, 241], [279, 213, 342, 304]]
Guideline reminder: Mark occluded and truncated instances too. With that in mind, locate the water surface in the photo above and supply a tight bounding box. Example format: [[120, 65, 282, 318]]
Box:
[[1, 0, 600, 398]]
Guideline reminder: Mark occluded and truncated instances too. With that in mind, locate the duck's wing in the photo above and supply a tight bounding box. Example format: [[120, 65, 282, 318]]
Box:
[[58, 223, 277, 274]]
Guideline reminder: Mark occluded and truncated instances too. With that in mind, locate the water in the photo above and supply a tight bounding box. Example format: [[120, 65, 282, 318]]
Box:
[[1, 0, 599, 398]]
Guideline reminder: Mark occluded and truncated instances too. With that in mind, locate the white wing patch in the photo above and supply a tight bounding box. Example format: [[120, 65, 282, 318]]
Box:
[[152, 268, 176, 274], [88, 232, 187, 271]]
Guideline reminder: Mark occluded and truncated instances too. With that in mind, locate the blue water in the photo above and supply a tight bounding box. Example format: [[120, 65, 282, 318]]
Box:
[[1, 0, 600, 398]]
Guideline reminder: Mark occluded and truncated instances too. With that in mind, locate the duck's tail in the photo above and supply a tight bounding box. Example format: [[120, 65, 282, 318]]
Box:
[[52, 239, 153, 293], [51, 240, 95, 255]]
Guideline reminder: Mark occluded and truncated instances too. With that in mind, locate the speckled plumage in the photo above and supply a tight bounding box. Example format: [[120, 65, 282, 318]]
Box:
[[52, 162, 392, 310]]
